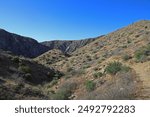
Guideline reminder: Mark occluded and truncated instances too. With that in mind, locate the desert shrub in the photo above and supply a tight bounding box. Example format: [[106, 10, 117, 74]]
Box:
[[82, 65, 91, 69], [122, 45, 127, 48], [105, 61, 131, 75], [52, 81, 77, 100], [70, 68, 85, 76], [127, 40, 132, 44], [134, 44, 150, 62], [105, 61, 122, 75], [52, 89, 71, 100], [122, 54, 132, 61], [85, 80, 96, 92], [53, 74, 60, 80], [93, 72, 103, 78], [19, 65, 31, 73]]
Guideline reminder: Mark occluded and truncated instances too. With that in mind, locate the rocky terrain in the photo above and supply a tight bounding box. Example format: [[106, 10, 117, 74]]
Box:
[[0, 20, 150, 100], [41, 36, 102, 54], [0, 50, 62, 99], [0, 29, 97, 58], [0, 29, 49, 58]]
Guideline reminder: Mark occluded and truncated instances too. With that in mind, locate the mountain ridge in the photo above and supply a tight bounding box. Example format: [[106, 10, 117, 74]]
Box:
[[0, 28, 98, 57]]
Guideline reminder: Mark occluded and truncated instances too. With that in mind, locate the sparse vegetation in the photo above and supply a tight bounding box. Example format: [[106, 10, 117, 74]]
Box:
[[52, 81, 77, 100], [85, 80, 96, 92], [1, 20, 150, 100], [134, 44, 150, 62], [105, 61, 130, 75]]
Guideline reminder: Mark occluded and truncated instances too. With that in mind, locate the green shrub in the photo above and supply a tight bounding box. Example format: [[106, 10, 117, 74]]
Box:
[[105, 61, 131, 75], [127, 40, 132, 44], [85, 80, 96, 92], [105, 61, 122, 75], [93, 72, 103, 78]]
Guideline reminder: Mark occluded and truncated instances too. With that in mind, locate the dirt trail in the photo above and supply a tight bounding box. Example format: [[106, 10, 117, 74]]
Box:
[[131, 61, 150, 99]]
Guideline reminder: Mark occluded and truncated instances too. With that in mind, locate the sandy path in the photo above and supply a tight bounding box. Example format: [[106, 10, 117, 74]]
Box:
[[131, 61, 150, 99]]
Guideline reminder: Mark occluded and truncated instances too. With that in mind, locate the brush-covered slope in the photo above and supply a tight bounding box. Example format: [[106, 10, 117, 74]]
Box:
[[0, 29, 49, 58], [0, 50, 62, 99], [52, 20, 150, 71], [34, 49, 70, 67], [36, 20, 150, 100]]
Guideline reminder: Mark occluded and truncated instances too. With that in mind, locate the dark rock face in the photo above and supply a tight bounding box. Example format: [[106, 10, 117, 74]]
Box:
[[0, 29, 49, 58], [41, 36, 102, 54]]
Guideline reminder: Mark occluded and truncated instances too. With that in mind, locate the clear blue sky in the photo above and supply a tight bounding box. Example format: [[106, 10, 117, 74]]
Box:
[[0, 0, 149, 42]]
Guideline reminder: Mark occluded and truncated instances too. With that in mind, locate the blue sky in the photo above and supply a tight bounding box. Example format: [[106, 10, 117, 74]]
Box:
[[0, 0, 150, 42]]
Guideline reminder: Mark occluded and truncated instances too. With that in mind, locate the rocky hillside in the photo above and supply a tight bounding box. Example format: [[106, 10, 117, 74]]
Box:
[[34, 49, 70, 67], [0, 29, 49, 58], [41, 36, 101, 54], [36, 20, 150, 100], [0, 20, 150, 100], [0, 28, 97, 58], [0, 50, 62, 99]]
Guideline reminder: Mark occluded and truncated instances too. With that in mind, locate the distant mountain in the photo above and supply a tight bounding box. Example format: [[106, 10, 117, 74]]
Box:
[[0, 28, 99, 58], [0, 29, 49, 58], [41, 36, 102, 54]]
